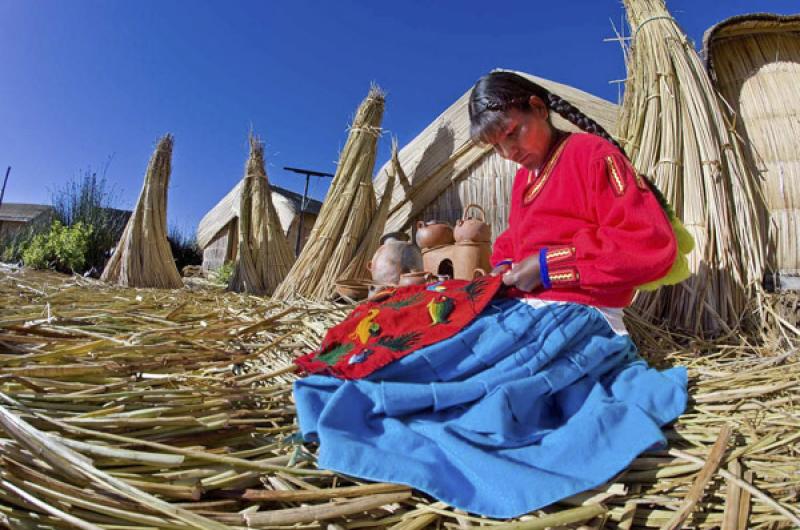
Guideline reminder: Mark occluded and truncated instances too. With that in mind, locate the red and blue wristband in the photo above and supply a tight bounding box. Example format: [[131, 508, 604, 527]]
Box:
[[539, 248, 552, 289]]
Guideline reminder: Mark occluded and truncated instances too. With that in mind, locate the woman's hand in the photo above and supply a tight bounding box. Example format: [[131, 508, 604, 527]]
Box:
[[502, 254, 542, 292], [490, 262, 512, 276]]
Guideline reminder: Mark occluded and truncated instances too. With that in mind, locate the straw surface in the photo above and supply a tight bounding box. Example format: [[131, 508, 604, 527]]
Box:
[[0, 267, 798, 529]]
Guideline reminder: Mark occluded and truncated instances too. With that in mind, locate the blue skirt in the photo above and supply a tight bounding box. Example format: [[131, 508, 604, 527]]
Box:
[[294, 299, 687, 518]]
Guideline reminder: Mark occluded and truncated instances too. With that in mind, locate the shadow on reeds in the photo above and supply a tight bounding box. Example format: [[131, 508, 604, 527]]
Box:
[[407, 125, 460, 233]]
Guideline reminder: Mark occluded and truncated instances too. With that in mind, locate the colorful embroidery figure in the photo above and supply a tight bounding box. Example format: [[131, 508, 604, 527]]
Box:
[[294, 72, 689, 519], [348, 308, 381, 345], [295, 277, 503, 379], [427, 295, 455, 325], [347, 348, 372, 365], [457, 275, 489, 302], [426, 281, 447, 292], [315, 343, 353, 366]]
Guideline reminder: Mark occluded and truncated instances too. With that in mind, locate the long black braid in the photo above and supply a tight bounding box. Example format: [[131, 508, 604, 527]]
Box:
[[545, 93, 672, 215], [469, 71, 672, 215]]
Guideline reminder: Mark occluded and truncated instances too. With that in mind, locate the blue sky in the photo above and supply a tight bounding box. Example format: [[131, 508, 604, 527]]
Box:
[[1, 1, 796, 235]]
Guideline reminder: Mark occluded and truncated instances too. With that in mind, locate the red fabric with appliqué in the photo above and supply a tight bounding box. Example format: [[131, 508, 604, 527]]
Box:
[[295, 275, 504, 379]]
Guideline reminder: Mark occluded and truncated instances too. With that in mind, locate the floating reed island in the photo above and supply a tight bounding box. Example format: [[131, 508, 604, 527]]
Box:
[[1, 2, 799, 528], [0, 267, 798, 529]]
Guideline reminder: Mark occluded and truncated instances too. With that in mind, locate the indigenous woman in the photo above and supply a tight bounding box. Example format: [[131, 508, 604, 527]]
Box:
[[294, 72, 688, 518]]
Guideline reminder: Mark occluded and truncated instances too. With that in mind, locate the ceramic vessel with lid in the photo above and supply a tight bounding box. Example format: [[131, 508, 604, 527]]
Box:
[[454, 204, 491, 243], [415, 220, 455, 249]]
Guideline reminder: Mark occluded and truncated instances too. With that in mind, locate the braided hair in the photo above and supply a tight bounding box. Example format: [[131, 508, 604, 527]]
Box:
[[469, 71, 671, 213]]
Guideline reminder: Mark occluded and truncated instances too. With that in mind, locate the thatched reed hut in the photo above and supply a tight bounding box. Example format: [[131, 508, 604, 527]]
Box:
[[0, 203, 54, 240], [197, 183, 322, 273], [705, 13, 800, 289], [373, 72, 618, 238]]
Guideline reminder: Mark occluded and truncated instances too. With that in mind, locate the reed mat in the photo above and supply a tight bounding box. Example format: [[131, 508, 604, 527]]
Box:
[[0, 267, 797, 529]]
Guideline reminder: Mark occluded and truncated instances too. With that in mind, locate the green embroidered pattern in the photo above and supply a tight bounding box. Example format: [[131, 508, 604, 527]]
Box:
[[377, 332, 422, 352], [428, 296, 455, 325], [459, 277, 488, 302], [382, 292, 423, 310], [316, 343, 354, 366]]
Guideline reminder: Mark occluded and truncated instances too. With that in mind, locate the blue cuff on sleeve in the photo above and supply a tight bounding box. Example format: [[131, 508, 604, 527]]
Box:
[[539, 248, 552, 289]]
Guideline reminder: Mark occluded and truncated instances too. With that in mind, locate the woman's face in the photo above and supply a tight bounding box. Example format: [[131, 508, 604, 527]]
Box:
[[489, 96, 554, 171]]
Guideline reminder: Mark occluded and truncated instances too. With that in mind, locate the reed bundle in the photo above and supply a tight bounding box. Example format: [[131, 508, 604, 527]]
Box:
[[228, 134, 295, 295], [337, 139, 399, 283], [617, 0, 767, 338], [101, 135, 183, 289], [274, 86, 384, 300], [0, 268, 798, 529]]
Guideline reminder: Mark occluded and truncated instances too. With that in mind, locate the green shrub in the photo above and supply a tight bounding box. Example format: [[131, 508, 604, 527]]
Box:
[[212, 261, 235, 285], [22, 221, 93, 273], [50, 168, 128, 271]]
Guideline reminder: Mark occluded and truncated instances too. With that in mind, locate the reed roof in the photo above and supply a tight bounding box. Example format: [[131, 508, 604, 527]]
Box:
[[197, 184, 322, 249], [0, 203, 53, 223], [703, 13, 800, 63], [373, 71, 618, 233], [704, 13, 800, 275]]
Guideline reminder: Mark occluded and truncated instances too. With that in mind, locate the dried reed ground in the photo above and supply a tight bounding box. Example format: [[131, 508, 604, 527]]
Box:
[[0, 267, 797, 529]]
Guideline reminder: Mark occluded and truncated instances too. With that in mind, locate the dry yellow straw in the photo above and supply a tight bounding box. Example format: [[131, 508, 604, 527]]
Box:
[[619, 0, 767, 337], [228, 134, 295, 295], [101, 135, 183, 289], [274, 85, 384, 300], [338, 138, 400, 283]]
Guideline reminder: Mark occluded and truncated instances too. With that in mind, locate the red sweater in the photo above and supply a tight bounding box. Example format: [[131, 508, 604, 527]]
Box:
[[491, 133, 677, 308]]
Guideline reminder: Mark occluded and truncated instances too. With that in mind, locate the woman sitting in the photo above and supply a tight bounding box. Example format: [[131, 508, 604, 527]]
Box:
[[293, 71, 688, 518]]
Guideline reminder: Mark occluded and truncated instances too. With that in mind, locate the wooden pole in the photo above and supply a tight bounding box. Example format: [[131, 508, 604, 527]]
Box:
[[0, 166, 10, 236]]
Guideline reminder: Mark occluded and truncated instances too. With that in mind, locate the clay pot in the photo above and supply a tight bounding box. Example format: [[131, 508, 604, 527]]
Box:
[[454, 204, 491, 243], [415, 220, 454, 249], [334, 280, 370, 301], [453, 241, 492, 281], [398, 271, 432, 286], [368, 232, 424, 286]]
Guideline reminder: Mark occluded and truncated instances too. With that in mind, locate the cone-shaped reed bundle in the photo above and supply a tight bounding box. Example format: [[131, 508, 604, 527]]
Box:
[[101, 135, 182, 289], [618, 0, 767, 337], [274, 86, 384, 300], [228, 134, 295, 295], [337, 139, 399, 282]]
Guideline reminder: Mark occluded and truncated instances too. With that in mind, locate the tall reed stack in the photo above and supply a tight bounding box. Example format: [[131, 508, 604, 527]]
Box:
[[274, 86, 384, 300], [101, 135, 183, 289], [618, 0, 767, 337], [337, 139, 399, 283], [228, 134, 295, 295]]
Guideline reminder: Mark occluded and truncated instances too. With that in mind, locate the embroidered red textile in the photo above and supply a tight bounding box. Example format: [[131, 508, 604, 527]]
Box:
[[295, 275, 505, 379]]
